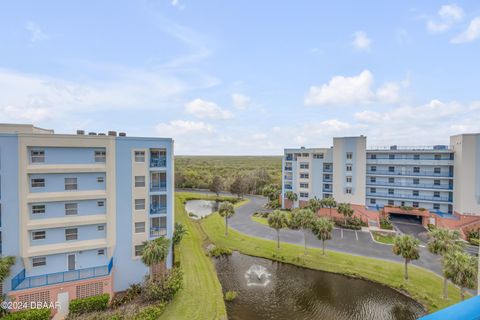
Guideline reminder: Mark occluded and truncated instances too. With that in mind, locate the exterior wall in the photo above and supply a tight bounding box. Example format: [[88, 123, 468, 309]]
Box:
[[28, 224, 106, 246], [27, 147, 106, 165], [28, 173, 106, 193], [29, 199, 106, 220]]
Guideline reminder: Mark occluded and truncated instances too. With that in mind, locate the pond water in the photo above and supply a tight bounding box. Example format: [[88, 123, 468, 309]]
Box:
[[185, 200, 219, 219], [214, 252, 425, 320]]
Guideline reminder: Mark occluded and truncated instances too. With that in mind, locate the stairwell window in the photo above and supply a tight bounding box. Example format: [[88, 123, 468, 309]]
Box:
[[135, 199, 145, 210], [346, 176, 352, 183], [345, 188, 352, 194], [134, 245, 144, 257], [134, 151, 145, 162], [65, 228, 78, 241], [300, 162, 309, 169], [346, 165, 352, 172], [300, 182, 309, 188], [299, 192, 309, 198], [30, 150, 45, 163], [300, 173, 309, 179], [65, 177, 78, 190], [346, 152, 353, 160], [135, 222, 145, 233], [135, 176, 145, 187], [94, 150, 106, 163]]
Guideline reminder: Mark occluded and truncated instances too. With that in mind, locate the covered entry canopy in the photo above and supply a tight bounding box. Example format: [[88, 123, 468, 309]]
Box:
[[418, 295, 480, 320]]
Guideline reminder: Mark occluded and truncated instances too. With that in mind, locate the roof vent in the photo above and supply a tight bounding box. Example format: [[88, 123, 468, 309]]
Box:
[[119, 132, 126, 137], [108, 131, 117, 136], [98, 133, 106, 136], [88, 132, 97, 136], [76, 130, 85, 135], [390, 145, 397, 150]]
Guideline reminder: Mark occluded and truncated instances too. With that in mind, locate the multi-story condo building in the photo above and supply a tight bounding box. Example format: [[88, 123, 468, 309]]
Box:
[[0, 124, 174, 316], [282, 134, 480, 222]]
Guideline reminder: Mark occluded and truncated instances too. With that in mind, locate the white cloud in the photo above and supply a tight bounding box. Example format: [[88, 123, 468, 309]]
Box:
[[352, 31, 371, 51], [156, 120, 214, 135], [451, 17, 480, 43], [426, 4, 464, 33], [232, 93, 251, 109], [170, 0, 185, 9], [184, 98, 233, 119], [376, 82, 401, 104], [25, 21, 48, 43]]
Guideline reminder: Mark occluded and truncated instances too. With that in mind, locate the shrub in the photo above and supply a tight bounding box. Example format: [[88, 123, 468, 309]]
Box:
[[134, 304, 166, 320], [399, 206, 414, 211], [418, 207, 427, 211], [427, 224, 436, 231], [469, 238, 480, 246], [380, 217, 393, 230], [142, 267, 183, 303], [3, 308, 50, 320], [209, 246, 232, 257], [224, 290, 237, 302], [110, 283, 142, 309], [69, 293, 110, 316]]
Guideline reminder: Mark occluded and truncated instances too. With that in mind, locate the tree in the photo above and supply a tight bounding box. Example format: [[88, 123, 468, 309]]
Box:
[[307, 197, 322, 214], [392, 235, 420, 280], [267, 210, 289, 249], [209, 175, 224, 196], [250, 169, 272, 194], [337, 203, 354, 225], [321, 197, 337, 217], [230, 175, 249, 198], [290, 208, 316, 254], [427, 228, 464, 299], [444, 250, 477, 301], [312, 217, 334, 255], [263, 184, 281, 202], [141, 237, 171, 282], [171, 223, 188, 264], [284, 191, 298, 209], [218, 201, 235, 236]]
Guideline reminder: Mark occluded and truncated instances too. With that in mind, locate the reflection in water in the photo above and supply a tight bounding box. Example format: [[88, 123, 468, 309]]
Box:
[[184, 200, 218, 219], [213, 252, 425, 320]]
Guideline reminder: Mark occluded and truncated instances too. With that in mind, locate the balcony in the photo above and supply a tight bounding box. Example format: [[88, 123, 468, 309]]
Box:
[[150, 204, 167, 214], [323, 168, 333, 173], [366, 192, 452, 203], [11, 258, 113, 291], [322, 179, 332, 183], [366, 182, 453, 190], [323, 188, 332, 193], [150, 227, 167, 238], [150, 181, 167, 192], [366, 158, 453, 165], [150, 156, 167, 168], [366, 170, 452, 178], [284, 167, 292, 171], [284, 185, 292, 190]]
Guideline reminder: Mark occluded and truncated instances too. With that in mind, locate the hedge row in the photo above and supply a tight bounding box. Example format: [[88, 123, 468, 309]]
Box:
[[69, 293, 110, 316], [3, 308, 50, 320]]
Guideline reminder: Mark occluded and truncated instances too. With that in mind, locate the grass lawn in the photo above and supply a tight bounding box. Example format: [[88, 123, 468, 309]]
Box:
[[197, 195, 469, 313], [372, 231, 395, 245], [160, 193, 247, 320], [251, 215, 269, 226]]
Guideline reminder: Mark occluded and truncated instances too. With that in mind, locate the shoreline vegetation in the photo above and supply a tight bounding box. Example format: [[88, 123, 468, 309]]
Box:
[[166, 192, 469, 319]]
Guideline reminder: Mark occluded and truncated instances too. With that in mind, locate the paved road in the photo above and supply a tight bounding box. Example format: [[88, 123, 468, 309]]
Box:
[[180, 189, 445, 276]]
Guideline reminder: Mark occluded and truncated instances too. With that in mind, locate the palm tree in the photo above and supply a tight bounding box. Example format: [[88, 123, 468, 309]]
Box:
[[284, 191, 298, 209], [427, 228, 464, 299], [337, 203, 354, 225], [290, 208, 316, 254], [218, 201, 235, 236], [312, 217, 334, 255], [0, 256, 14, 317], [267, 210, 289, 249], [307, 197, 322, 214], [172, 222, 188, 264], [444, 250, 477, 301], [321, 197, 337, 217], [392, 234, 420, 280], [141, 237, 171, 282]]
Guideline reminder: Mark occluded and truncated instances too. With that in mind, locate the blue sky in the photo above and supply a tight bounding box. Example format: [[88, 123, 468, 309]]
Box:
[[1, 1, 480, 154]]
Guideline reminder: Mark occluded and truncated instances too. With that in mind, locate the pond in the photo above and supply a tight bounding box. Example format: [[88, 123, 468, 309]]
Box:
[[214, 252, 425, 320], [185, 200, 219, 219]]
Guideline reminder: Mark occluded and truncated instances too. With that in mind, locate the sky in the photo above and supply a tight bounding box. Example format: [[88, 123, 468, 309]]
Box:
[[1, 1, 480, 155]]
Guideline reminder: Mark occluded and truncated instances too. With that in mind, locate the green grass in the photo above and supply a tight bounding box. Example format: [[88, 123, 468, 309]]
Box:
[[372, 231, 395, 245], [195, 194, 469, 313], [251, 215, 269, 226]]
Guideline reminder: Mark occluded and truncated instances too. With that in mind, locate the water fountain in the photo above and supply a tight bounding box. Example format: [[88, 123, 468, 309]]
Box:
[[245, 265, 271, 287]]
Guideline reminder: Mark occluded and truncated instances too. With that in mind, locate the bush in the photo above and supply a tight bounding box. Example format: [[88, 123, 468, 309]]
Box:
[[69, 293, 110, 316], [110, 283, 142, 309], [142, 267, 183, 303], [224, 290, 237, 302], [134, 304, 166, 320], [3, 308, 50, 320], [380, 217, 393, 230], [427, 224, 436, 231], [399, 206, 414, 211], [209, 246, 232, 257], [469, 238, 480, 246]]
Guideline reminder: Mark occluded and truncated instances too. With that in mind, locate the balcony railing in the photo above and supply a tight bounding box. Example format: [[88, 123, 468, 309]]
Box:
[[11, 257, 113, 291], [367, 156, 452, 161], [150, 182, 167, 192], [323, 188, 332, 193], [366, 182, 453, 190], [284, 167, 292, 171], [366, 192, 452, 203], [367, 170, 452, 178], [284, 185, 292, 190], [150, 204, 167, 214], [150, 157, 167, 168], [322, 179, 332, 183], [150, 227, 167, 238], [323, 168, 333, 173]]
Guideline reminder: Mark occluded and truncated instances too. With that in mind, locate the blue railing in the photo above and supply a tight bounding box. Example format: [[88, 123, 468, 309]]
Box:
[[367, 170, 453, 177], [150, 157, 167, 168], [150, 182, 167, 192], [150, 227, 167, 237], [323, 189, 332, 193], [11, 257, 113, 291], [367, 156, 453, 161], [323, 168, 333, 173], [284, 167, 292, 171], [323, 179, 332, 183], [284, 185, 292, 190], [150, 204, 167, 214], [366, 182, 453, 190], [366, 192, 452, 202]]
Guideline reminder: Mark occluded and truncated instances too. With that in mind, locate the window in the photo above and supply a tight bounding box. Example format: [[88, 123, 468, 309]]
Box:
[[371, 166, 376, 172], [434, 180, 441, 186], [389, 154, 395, 159], [324, 164, 331, 170], [299, 192, 309, 198], [135, 199, 145, 210], [370, 177, 376, 183], [32, 231, 46, 240], [94, 150, 106, 163], [97, 176, 104, 183], [388, 200, 394, 206], [313, 153, 324, 159], [370, 198, 376, 204], [300, 182, 309, 188], [414, 154, 420, 160], [64, 177, 78, 190], [434, 154, 441, 160], [346, 165, 352, 172], [134, 151, 145, 162], [31, 178, 45, 188], [389, 177, 394, 183], [65, 228, 78, 241], [346, 152, 353, 159], [97, 225, 105, 231], [388, 189, 394, 195], [300, 162, 309, 169], [32, 205, 46, 214], [97, 201, 105, 207], [434, 167, 441, 174], [32, 257, 46, 267], [324, 184, 330, 189], [97, 249, 105, 255], [134, 245, 144, 257], [434, 192, 440, 198], [31, 150, 45, 163], [65, 203, 78, 215], [433, 203, 440, 210], [345, 188, 352, 194], [370, 154, 377, 159], [413, 190, 419, 196], [135, 176, 145, 187], [413, 178, 419, 185], [300, 173, 309, 179], [324, 174, 331, 180], [370, 188, 376, 193], [413, 202, 419, 208], [346, 176, 352, 183], [302, 153, 309, 157], [135, 222, 145, 233], [388, 166, 395, 172], [413, 167, 420, 173]]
